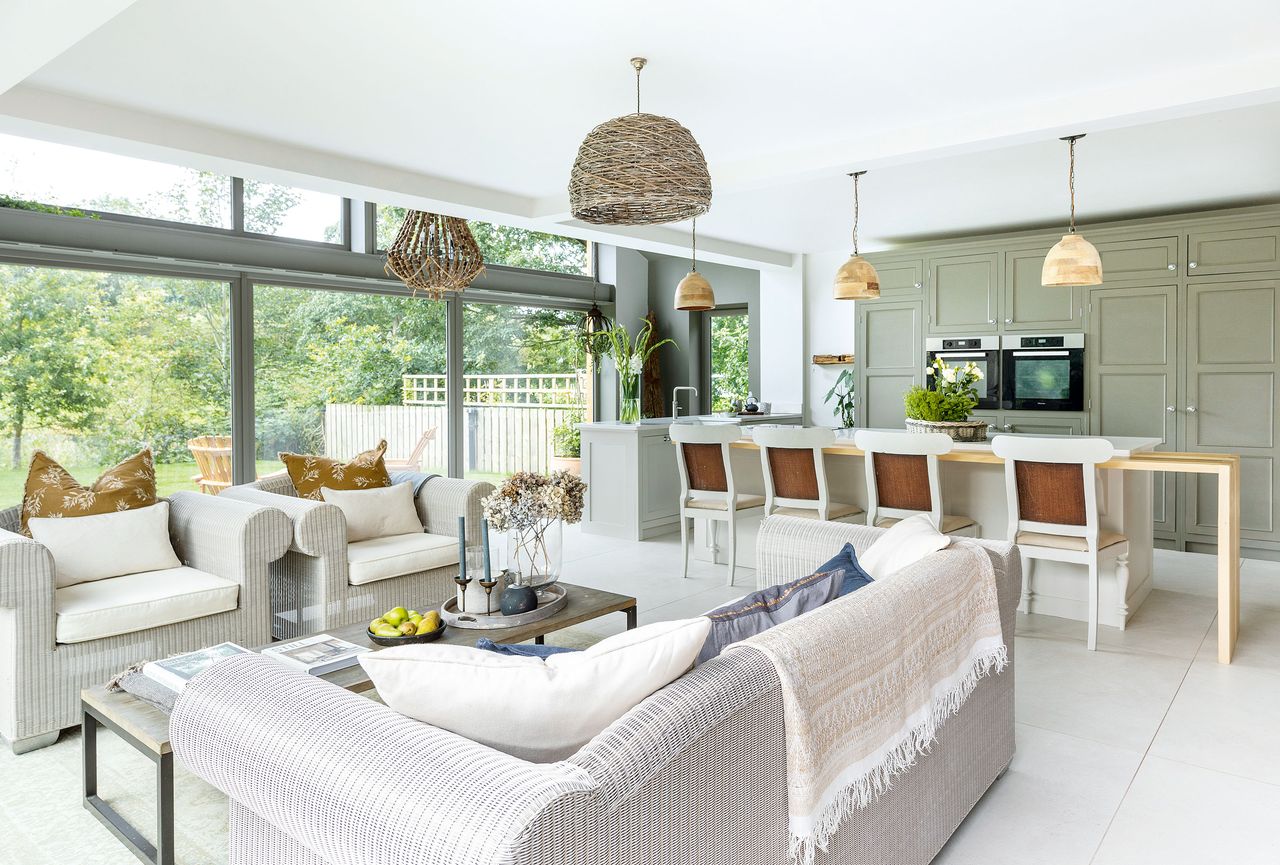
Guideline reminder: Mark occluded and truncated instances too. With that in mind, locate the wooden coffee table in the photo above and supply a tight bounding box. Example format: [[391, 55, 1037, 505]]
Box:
[[80, 582, 636, 865]]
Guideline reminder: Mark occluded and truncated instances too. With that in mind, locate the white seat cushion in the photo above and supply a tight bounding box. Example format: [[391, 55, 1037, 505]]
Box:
[[347, 532, 459, 586], [55, 566, 239, 644], [773, 502, 863, 520], [1016, 530, 1127, 552], [687, 493, 766, 511], [876, 514, 976, 533]]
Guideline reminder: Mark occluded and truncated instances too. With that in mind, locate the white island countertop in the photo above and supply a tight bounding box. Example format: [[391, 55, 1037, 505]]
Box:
[[581, 413, 802, 430]]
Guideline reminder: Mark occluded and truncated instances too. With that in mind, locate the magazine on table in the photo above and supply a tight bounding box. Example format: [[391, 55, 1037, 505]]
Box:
[[142, 642, 250, 693], [260, 634, 369, 675]]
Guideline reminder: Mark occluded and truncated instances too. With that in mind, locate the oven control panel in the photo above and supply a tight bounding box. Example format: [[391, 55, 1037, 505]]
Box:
[[1019, 335, 1065, 348]]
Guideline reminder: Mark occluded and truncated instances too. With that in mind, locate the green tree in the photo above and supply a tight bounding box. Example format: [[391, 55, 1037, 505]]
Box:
[[709, 312, 750, 411], [376, 206, 589, 275], [0, 266, 108, 468]]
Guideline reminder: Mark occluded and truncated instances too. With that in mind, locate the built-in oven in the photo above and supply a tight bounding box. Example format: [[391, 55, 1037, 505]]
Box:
[[924, 336, 1001, 410], [1001, 333, 1085, 412]]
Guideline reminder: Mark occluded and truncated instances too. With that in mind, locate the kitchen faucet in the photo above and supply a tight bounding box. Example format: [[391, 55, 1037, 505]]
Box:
[[672, 386, 699, 419]]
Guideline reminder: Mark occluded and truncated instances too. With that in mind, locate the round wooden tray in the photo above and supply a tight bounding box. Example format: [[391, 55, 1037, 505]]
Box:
[[440, 583, 568, 630]]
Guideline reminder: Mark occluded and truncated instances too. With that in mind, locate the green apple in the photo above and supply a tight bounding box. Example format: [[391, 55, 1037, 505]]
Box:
[[384, 607, 408, 627]]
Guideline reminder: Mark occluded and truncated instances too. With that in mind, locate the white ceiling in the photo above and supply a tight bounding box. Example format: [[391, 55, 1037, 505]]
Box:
[[2, 0, 1280, 263]]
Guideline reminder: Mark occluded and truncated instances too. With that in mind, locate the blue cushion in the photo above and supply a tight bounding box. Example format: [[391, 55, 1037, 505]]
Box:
[[474, 638, 579, 658], [818, 542, 876, 598], [697, 567, 844, 664]]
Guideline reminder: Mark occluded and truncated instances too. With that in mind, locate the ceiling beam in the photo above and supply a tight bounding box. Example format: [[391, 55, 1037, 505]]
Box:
[[0, 0, 140, 97]]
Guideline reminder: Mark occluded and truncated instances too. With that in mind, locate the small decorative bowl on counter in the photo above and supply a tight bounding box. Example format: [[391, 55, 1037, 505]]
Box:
[[366, 620, 446, 647]]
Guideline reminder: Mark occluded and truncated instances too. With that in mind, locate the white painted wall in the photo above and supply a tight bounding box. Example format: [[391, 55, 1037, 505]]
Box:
[[759, 259, 807, 416], [804, 250, 858, 425]]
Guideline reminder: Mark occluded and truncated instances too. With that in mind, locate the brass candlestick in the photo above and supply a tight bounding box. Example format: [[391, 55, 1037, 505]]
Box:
[[453, 573, 472, 613], [478, 575, 500, 615]]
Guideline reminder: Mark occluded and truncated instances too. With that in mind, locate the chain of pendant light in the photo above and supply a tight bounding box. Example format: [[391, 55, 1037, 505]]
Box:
[[1067, 136, 1079, 234], [849, 171, 866, 255]]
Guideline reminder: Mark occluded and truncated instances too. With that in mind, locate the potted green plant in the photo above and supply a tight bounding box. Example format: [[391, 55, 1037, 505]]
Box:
[[903, 358, 988, 441], [550, 415, 582, 475], [824, 368, 856, 429]]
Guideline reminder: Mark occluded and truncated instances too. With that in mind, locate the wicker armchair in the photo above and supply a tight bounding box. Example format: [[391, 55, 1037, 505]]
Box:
[[172, 517, 1020, 865], [0, 492, 290, 753], [221, 473, 494, 639]]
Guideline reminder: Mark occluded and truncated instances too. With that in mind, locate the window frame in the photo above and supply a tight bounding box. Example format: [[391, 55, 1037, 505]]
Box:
[[702, 304, 751, 414]]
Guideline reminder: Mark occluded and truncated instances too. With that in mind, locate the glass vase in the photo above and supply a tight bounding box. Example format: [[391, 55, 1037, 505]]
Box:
[[505, 518, 563, 592], [620, 374, 641, 423]]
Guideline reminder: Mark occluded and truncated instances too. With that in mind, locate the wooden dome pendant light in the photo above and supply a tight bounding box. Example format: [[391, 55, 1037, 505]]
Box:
[[833, 171, 880, 300], [674, 219, 715, 311], [1042, 134, 1104, 286]]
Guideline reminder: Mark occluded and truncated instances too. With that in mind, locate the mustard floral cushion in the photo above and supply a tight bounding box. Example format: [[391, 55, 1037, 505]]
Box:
[[20, 448, 158, 536], [280, 440, 392, 500]]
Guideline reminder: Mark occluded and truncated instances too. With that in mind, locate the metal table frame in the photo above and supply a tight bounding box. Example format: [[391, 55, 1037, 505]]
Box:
[[82, 701, 174, 865]]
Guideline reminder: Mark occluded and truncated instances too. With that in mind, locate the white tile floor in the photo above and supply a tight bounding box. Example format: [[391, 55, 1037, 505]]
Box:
[[3, 527, 1278, 865]]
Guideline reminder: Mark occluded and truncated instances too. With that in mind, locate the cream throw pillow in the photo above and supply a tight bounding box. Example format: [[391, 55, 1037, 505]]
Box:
[[29, 501, 181, 588], [321, 482, 422, 542], [360, 616, 712, 762], [858, 513, 951, 580]]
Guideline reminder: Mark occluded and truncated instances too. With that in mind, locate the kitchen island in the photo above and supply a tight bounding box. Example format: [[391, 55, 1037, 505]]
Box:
[[578, 413, 801, 541]]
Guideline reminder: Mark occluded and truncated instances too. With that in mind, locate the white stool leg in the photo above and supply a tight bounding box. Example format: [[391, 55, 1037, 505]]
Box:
[[1115, 552, 1131, 629], [1019, 554, 1035, 613], [726, 513, 737, 587], [1087, 558, 1100, 651], [680, 513, 690, 579]]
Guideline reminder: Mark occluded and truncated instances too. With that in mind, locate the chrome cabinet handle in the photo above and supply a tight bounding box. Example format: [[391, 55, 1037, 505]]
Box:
[[1003, 424, 1014, 431], [1005, 318, 1013, 323], [1186, 405, 1197, 413], [913, 282, 922, 289], [1189, 261, 1198, 269], [988, 318, 996, 324], [1167, 264, 1177, 271], [1166, 405, 1175, 412]]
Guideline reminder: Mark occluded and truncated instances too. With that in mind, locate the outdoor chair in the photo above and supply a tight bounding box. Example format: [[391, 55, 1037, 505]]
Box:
[[384, 427, 437, 473], [188, 435, 233, 495]]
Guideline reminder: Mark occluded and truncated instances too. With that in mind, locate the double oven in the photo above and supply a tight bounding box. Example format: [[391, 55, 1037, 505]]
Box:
[[925, 333, 1085, 413]]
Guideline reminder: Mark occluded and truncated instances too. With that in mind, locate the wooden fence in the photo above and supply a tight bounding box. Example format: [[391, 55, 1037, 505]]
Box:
[[325, 373, 587, 476]]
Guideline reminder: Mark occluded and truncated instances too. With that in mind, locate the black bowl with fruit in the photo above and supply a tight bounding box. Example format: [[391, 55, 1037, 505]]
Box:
[[367, 606, 446, 646]]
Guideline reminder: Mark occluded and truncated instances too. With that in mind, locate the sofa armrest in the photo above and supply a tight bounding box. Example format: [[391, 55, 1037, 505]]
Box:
[[0, 528, 55, 615], [167, 492, 291, 585], [417, 477, 495, 543], [221, 486, 346, 558], [755, 516, 886, 588], [172, 655, 595, 865]]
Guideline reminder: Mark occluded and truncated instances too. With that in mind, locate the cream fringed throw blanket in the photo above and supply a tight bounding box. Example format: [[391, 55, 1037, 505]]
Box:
[[736, 543, 1007, 865]]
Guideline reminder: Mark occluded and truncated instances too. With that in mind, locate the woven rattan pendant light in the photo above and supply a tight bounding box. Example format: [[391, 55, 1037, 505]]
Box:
[[1042, 134, 1103, 287], [383, 211, 486, 299], [833, 171, 880, 300], [569, 57, 712, 226], [674, 219, 715, 311]]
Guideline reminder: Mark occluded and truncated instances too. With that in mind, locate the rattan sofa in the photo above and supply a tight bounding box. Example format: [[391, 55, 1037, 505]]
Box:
[[0, 492, 290, 753], [221, 474, 493, 639], [172, 516, 1019, 865]]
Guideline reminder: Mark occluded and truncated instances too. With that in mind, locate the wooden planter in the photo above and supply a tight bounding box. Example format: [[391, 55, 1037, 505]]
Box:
[[550, 456, 582, 475], [904, 418, 989, 442]]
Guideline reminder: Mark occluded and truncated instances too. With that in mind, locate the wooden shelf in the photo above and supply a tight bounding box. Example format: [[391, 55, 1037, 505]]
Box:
[[812, 354, 854, 365]]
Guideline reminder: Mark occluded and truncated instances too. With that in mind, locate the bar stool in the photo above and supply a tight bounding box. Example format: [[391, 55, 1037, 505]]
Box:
[[754, 426, 863, 523], [670, 423, 764, 586], [853, 430, 979, 536], [991, 435, 1130, 651]]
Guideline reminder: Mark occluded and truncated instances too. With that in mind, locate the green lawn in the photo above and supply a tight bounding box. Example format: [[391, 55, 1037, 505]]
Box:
[[0, 460, 283, 509]]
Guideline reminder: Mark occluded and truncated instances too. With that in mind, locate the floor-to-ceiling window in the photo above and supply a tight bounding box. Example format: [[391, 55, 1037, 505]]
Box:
[[462, 302, 589, 481], [253, 284, 449, 476], [706, 306, 750, 411], [0, 262, 232, 502]]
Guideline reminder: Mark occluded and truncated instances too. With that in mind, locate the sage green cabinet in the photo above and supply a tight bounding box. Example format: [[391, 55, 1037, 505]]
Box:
[[1183, 278, 1280, 546], [927, 252, 999, 334], [998, 414, 1086, 436], [856, 299, 922, 429], [1088, 283, 1179, 536], [873, 258, 924, 297], [1096, 236, 1180, 281], [1003, 247, 1082, 331], [1187, 226, 1280, 277]]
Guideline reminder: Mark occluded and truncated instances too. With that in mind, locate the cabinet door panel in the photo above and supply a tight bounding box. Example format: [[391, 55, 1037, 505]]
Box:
[[872, 259, 924, 297], [927, 252, 999, 334], [857, 300, 922, 429], [1003, 247, 1081, 331], [639, 435, 680, 524], [1184, 279, 1280, 543], [1089, 284, 1178, 534], [1188, 226, 1280, 276], [1096, 236, 1180, 282]]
